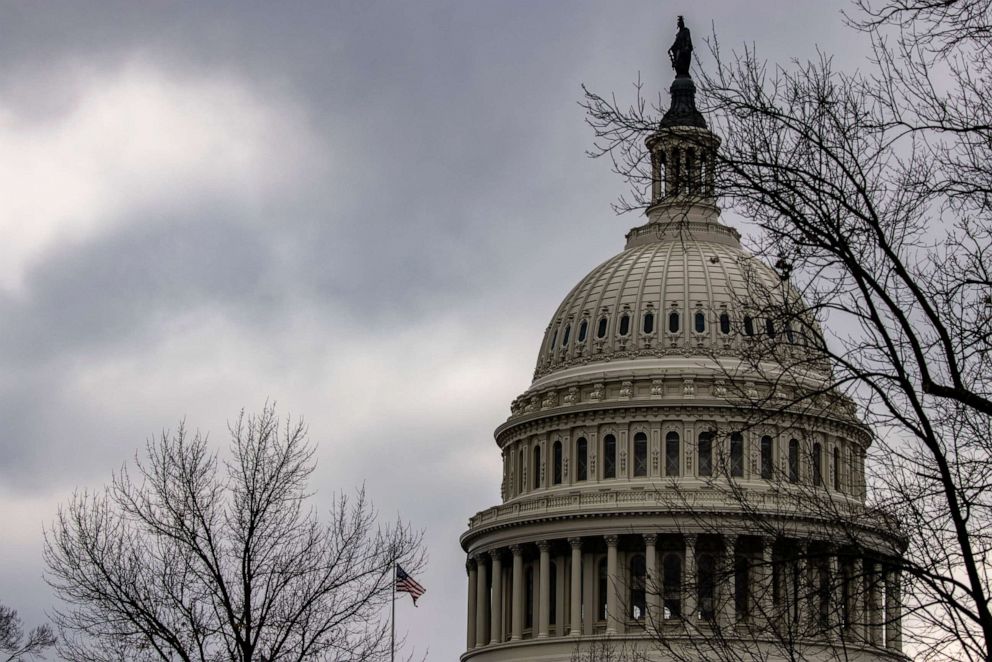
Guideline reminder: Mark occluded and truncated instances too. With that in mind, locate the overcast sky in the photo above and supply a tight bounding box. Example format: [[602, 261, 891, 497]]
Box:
[[0, 2, 873, 659]]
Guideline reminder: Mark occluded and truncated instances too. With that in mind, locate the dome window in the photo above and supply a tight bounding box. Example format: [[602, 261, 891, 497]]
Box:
[[634, 433, 648, 477], [643, 312, 655, 334], [665, 431, 680, 477], [550, 329, 558, 352], [578, 320, 588, 343], [812, 442, 823, 486], [597, 317, 608, 339], [730, 432, 744, 477], [788, 439, 800, 483], [744, 316, 755, 336], [765, 319, 775, 338], [694, 311, 706, 333], [619, 313, 631, 336], [575, 437, 588, 481], [669, 311, 680, 333], [603, 434, 617, 479], [698, 431, 713, 477], [785, 323, 795, 344], [552, 440, 563, 485], [833, 446, 841, 491], [561, 324, 571, 347], [719, 312, 731, 334], [760, 436, 774, 479], [532, 445, 542, 490]]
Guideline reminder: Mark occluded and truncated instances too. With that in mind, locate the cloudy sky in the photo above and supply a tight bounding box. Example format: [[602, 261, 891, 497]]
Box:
[[0, 2, 871, 659]]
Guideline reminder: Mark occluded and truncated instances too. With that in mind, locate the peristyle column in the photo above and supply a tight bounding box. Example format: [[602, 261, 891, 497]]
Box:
[[569, 538, 583, 636], [684, 534, 698, 621], [489, 550, 503, 644], [475, 554, 489, 646], [511, 545, 524, 640], [605, 535, 620, 633], [467, 558, 478, 649], [644, 533, 660, 628], [538, 541, 551, 638]]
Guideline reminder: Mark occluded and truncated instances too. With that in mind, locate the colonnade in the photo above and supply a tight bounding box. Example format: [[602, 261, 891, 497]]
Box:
[[465, 532, 902, 653]]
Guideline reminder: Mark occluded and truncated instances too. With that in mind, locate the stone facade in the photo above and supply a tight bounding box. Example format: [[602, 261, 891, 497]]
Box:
[[460, 61, 906, 662]]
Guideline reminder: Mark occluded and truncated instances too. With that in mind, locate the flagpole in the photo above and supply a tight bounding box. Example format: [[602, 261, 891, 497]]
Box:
[[390, 562, 396, 662]]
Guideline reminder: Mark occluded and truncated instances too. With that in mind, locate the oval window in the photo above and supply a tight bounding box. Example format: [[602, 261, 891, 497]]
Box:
[[597, 317, 608, 339], [562, 324, 571, 346], [719, 312, 731, 334], [669, 311, 680, 333], [695, 311, 705, 333], [619, 314, 631, 336], [744, 316, 754, 337], [643, 312, 655, 334], [578, 320, 588, 343], [766, 318, 775, 338]]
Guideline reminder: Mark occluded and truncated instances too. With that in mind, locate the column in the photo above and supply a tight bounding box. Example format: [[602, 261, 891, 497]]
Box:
[[796, 541, 810, 634], [759, 537, 774, 624], [582, 551, 595, 635], [475, 554, 489, 647], [851, 556, 866, 644], [605, 535, 620, 634], [827, 550, 840, 638], [489, 550, 503, 644], [569, 538, 583, 636], [722, 534, 738, 628], [885, 565, 902, 651], [511, 545, 524, 640], [467, 558, 478, 649], [684, 534, 698, 621], [645, 534, 660, 628], [555, 555, 566, 636], [868, 560, 882, 645], [538, 541, 551, 638]]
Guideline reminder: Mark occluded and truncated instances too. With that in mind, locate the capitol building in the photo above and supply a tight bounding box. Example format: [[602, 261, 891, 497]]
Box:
[[459, 30, 908, 662]]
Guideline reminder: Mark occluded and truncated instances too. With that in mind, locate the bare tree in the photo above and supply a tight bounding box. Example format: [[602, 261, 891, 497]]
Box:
[[44, 405, 424, 662], [580, 1, 992, 661], [0, 604, 55, 661]]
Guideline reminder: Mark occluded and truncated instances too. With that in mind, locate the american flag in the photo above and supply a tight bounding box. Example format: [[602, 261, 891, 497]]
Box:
[[395, 565, 426, 606]]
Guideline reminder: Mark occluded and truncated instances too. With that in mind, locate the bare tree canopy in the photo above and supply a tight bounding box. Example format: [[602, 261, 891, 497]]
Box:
[[43, 405, 424, 662], [581, 1, 992, 660], [0, 604, 56, 662]]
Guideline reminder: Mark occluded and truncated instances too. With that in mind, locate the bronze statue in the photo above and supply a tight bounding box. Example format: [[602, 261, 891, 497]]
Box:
[[668, 16, 692, 77]]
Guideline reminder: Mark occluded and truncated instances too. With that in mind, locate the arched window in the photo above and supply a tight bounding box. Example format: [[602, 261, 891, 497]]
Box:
[[533, 445, 542, 489], [765, 318, 775, 338], [665, 431, 680, 476], [663, 553, 682, 618], [760, 435, 774, 479], [720, 312, 731, 334], [629, 555, 646, 620], [833, 446, 841, 490], [643, 311, 655, 334], [550, 328, 558, 351], [669, 311, 680, 333], [786, 323, 795, 343], [698, 431, 713, 477], [735, 555, 750, 621], [695, 311, 706, 333], [597, 557, 608, 621], [788, 439, 800, 483], [578, 319, 588, 343], [603, 435, 617, 479], [552, 441, 563, 485], [525, 566, 535, 628], [576, 437, 588, 482], [562, 324, 571, 347], [744, 315, 755, 336], [597, 317, 608, 339], [634, 433, 648, 477], [730, 432, 744, 477], [518, 448, 524, 494], [698, 553, 716, 621], [812, 442, 823, 486], [619, 314, 631, 336]]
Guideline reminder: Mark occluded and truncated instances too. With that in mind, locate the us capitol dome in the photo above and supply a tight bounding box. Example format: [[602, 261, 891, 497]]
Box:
[[460, 20, 907, 662]]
